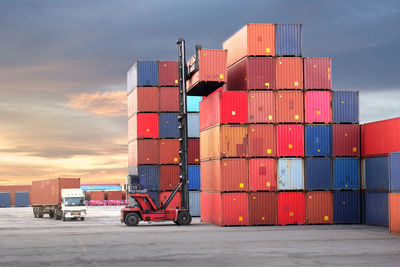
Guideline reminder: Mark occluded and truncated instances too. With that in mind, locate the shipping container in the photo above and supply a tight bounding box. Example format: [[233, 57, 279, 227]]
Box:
[[148, 191, 159, 208], [248, 91, 275, 123], [304, 58, 332, 90], [276, 124, 304, 157], [365, 192, 389, 227], [0, 185, 31, 206], [189, 191, 201, 217], [158, 113, 179, 138], [249, 192, 277, 225], [249, 158, 277, 191], [305, 157, 332, 190], [187, 49, 227, 96], [389, 193, 400, 234], [199, 90, 248, 131], [275, 91, 304, 123], [86, 191, 105, 201], [0, 192, 11, 207], [248, 124, 276, 157], [14, 192, 29, 207], [188, 139, 200, 164], [362, 118, 400, 156], [128, 139, 159, 165], [200, 125, 248, 160], [305, 91, 332, 123], [31, 178, 80, 205], [305, 125, 332, 157], [159, 165, 179, 191], [223, 24, 275, 67], [332, 91, 359, 123], [187, 96, 202, 112], [105, 191, 122, 201], [159, 87, 179, 112], [306, 191, 333, 224], [278, 158, 304, 190], [277, 192, 305, 225], [226, 57, 275, 90], [275, 57, 303, 89], [158, 61, 178, 87], [128, 113, 159, 141], [159, 139, 180, 164], [366, 153, 400, 191], [131, 165, 159, 191], [159, 192, 181, 209], [333, 158, 360, 190], [127, 61, 158, 93], [332, 124, 360, 157], [201, 158, 248, 192], [333, 191, 361, 224], [188, 165, 201, 190], [188, 113, 200, 138], [275, 24, 302, 56], [127, 87, 159, 116]]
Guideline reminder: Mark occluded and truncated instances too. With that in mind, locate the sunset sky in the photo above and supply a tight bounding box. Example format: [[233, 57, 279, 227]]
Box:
[[0, 0, 399, 185]]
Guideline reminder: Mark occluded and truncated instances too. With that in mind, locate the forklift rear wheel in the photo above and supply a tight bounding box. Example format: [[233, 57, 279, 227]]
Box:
[[125, 213, 140, 226], [177, 211, 192, 225]]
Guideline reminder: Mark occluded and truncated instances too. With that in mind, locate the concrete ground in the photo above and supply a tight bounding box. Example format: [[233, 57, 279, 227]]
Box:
[[0, 207, 399, 267]]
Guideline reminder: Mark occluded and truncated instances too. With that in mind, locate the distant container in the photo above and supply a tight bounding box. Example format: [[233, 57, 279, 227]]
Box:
[[201, 158, 248, 192], [248, 91, 275, 123], [158, 61, 178, 87], [159, 165, 179, 191], [130, 165, 159, 191], [365, 192, 388, 227], [159, 139, 180, 164], [248, 124, 276, 157], [159, 192, 181, 209], [200, 125, 248, 160], [333, 158, 360, 190], [188, 139, 200, 164], [365, 153, 400, 191], [276, 124, 304, 157], [305, 125, 332, 157], [159, 87, 179, 112], [333, 191, 361, 224], [81, 185, 122, 191], [0, 192, 11, 207], [304, 57, 332, 90], [223, 24, 275, 67], [189, 191, 201, 217], [187, 96, 202, 112], [275, 24, 302, 56], [31, 178, 80, 205], [199, 90, 248, 131], [362, 118, 400, 156], [188, 165, 201, 190], [0, 185, 31, 206], [188, 113, 200, 138], [278, 158, 304, 190], [389, 193, 400, 234], [249, 158, 277, 191], [226, 57, 275, 90], [106, 191, 122, 201], [277, 192, 305, 225], [14, 192, 30, 207], [128, 139, 159, 165], [306, 191, 333, 224], [305, 157, 332, 190], [148, 191, 159, 208], [87, 191, 105, 201], [332, 91, 359, 123], [127, 61, 158, 93], [159, 113, 179, 138], [249, 192, 277, 225], [127, 87, 159, 117], [128, 113, 159, 141], [275, 57, 303, 89], [305, 91, 332, 123], [275, 91, 304, 123], [332, 124, 360, 157]]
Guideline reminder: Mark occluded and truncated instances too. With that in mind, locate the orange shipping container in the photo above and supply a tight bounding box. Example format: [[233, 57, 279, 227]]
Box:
[[249, 192, 277, 225], [128, 139, 159, 165], [159, 87, 179, 112], [248, 91, 275, 123], [276, 57, 303, 89], [31, 178, 80, 205], [248, 124, 276, 157], [127, 87, 159, 117], [306, 191, 333, 224], [87, 191, 105, 201], [223, 24, 275, 67], [275, 91, 304, 123], [249, 158, 277, 191], [106, 191, 122, 201], [389, 193, 400, 234], [159, 139, 180, 164]]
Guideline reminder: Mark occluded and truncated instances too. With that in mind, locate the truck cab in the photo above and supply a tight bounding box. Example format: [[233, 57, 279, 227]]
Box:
[[60, 189, 86, 221]]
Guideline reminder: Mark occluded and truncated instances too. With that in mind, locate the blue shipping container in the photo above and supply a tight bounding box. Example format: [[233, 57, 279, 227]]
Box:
[[365, 192, 388, 227], [131, 165, 159, 191], [148, 191, 159, 208], [334, 158, 360, 190], [0, 192, 11, 207], [365, 156, 389, 191], [127, 61, 158, 93], [189, 191, 201, 217], [188, 113, 200, 138], [14, 192, 29, 207], [159, 113, 179, 138], [189, 165, 201, 190], [278, 158, 304, 190], [275, 24, 302, 56], [333, 191, 361, 224], [332, 91, 359, 123], [305, 125, 332, 156], [81, 185, 122, 191], [305, 157, 332, 190], [187, 96, 202, 112]]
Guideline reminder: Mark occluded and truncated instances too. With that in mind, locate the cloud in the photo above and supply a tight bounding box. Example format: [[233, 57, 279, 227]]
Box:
[[66, 91, 126, 117]]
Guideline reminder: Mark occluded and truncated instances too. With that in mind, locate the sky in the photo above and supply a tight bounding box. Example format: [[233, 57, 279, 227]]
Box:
[[0, 0, 399, 185]]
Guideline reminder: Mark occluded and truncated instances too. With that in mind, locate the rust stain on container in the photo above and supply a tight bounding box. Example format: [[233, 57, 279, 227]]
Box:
[[159, 165, 180, 191], [159, 87, 179, 112], [248, 91, 275, 123], [249, 192, 277, 225], [275, 57, 303, 89], [127, 87, 159, 117], [306, 191, 333, 224], [249, 158, 277, 191], [248, 124, 276, 157], [31, 178, 80, 205], [128, 139, 159, 165], [160, 139, 180, 164], [275, 91, 304, 123]]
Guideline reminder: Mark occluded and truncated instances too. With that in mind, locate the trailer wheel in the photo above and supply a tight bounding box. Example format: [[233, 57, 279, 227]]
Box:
[[62, 213, 66, 221], [38, 208, 43, 218], [33, 208, 38, 218], [55, 211, 61, 220], [81, 217, 85, 221], [177, 211, 192, 226], [125, 213, 140, 226], [49, 211, 55, 219]]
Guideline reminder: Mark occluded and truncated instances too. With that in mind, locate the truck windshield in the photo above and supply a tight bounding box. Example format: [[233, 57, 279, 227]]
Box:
[[65, 197, 85, 206]]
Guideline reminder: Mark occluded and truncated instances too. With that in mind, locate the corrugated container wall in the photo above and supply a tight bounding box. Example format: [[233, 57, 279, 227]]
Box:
[[159, 165, 179, 191], [31, 178, 80, 205], [87, 191, 105, 201], [275, 91, 304, 123], [332, 91, 359, 123], [188, 113, 200, 138], [277, 192, 305, 225], [158, 61, 178, 86], [332, 124, 360, 157], [389, 193, 400, 234], [160, 192, 181, 209], [306, 191, 333, 224], [127, 61, 158, 93], [106, 191, 122, 201], [189, 191, 201, 217], [304, 58, 332, 90], [127, 87, 159, 117], [159, 87, 179, 112], [365, 155, 390, 191], [148, 192, 159, 208], [249, 192, 277, 225], [187, 96, 202, 112], [128, 113, 159, 141], [0, 185, 32, 206], [305, 125, 332, 157], [128, 139, 159, 165], [188, 139, 200, 164], [14, 192, 30, 207], [248, 124, 276, 157], [130, 165, 159, 191], [333, 158, 360, 190], [365, 192, 389, 227], [248, 91, 275, 123], [188, 165, 201, 190], [276, 124, 304, 157], [305, 158, 332, 190], [362, 118, 400, 156], [333, 191, 361, 224], [159, 113, 179, 138], [0, 193, 11, 207], [275, 24, 302, 56], [159, 139, 180, 164], [277, 158, 304, 190], [275, 57, 303, 89], [249, 158, 277, 191], [305, 91, 332, 123]]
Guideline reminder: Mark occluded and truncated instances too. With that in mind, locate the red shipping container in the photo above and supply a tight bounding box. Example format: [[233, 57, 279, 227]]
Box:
[[106, 191, 122, 201], [305, 91, 332, 123], [276, 125, 304, 157], [186, 49, 227, 96], [305, 191, 333, 224], [188, 139, 200, 164], [159, 165, 180, 191], [158, 61, 178, 87], [276, 57, 303, 89], [277, 192, 305, 225], [127, 87, 159, 117], [248, 124, 276, 157], [333, 124, 360, 157], [159, 87, 179, 112], [248, 91, 275, 123], [87, 191, 105, 201], [0, 185, 31, 206], [31, 178, 80, 205], [159, 191, 181, 209], [201, 159, 248, 192], [199, 90, 248, 131], [249, 192, 277, 225], [226, 57, 275, 90], [160, 139, 180, 164], [128, 139, 159, 165], [389, 193, 400, 234], [275, 91, 304, 123], [362, 118, 400, 157], [249, 158, 277, 191], [128, 113, 159, 141], [304, 57, 332, 90]]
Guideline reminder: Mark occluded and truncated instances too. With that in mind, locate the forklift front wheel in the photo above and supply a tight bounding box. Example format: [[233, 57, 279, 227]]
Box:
[[125, 213, 140, 226], [177, 211, 192, 226]]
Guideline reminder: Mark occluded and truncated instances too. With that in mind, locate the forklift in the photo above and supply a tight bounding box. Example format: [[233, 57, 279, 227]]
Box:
[[121, 39, 219, 226]]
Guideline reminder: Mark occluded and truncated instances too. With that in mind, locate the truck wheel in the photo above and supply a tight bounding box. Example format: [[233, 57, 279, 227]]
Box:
[[62, 213, 66, 221], [125, 213, 140, 226], [177, 211, 192, 226], [33, 208, 38, 218], [81, 217, 85, 221], [49, 211, 55, 219], [55, 212, 61, 220]]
